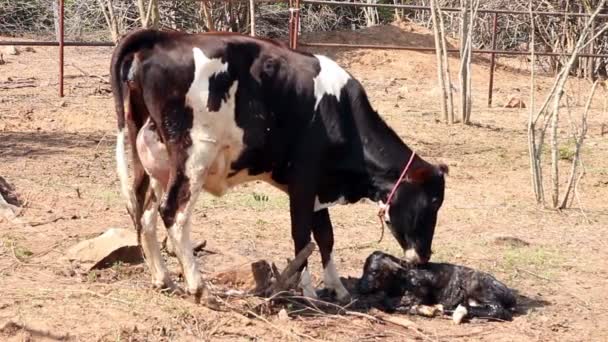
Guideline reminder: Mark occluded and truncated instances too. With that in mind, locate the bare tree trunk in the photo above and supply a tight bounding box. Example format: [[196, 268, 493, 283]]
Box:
[[393, 0, 404, 21], [560, 80, 598, 208], [529, 0, 607, 208], [362, 0, 379, 27], [549, 82, 560, 208], [201, 0, 215, 31], [52, 1, 60, 41], [437, 5, 455, 124], [431, 0, 454, 124], [430, 0, 448, 122], [97, 0, 119, 43], [137, 0, 159, 29], [528, 0, 543, 204], [249, 0, 255, 36], [459, 0, 478, 124]]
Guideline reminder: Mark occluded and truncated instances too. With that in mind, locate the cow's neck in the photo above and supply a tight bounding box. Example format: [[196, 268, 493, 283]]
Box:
[[354, 100, 423, 203]]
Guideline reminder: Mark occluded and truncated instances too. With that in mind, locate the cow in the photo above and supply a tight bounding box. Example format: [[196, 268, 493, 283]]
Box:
[[358, 251, 517, 323], [110, 28, 448, 304]]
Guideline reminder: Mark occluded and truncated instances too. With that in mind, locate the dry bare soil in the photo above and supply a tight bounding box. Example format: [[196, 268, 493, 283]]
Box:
[[1, 22, 607, 341]]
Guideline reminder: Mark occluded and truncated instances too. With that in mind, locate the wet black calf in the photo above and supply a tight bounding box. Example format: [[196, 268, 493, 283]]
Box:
[[358, 251, 516, 323]]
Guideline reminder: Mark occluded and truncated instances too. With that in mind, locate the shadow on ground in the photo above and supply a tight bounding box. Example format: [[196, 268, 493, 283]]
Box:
[[0, 131, 105, 159]]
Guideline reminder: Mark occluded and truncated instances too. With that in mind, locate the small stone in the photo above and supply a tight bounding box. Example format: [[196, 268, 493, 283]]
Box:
[[2, 46, 19, 56], [504, 94, 526, 108], [277, 309, 289, 321]]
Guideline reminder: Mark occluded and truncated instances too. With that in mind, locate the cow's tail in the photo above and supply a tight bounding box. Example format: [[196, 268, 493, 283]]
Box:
[[110, 29, 167, 233]]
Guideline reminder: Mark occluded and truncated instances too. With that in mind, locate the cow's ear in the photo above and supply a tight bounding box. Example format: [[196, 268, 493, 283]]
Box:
[[437, 163, 449, 176], [407, 167, 434, 184], [262, 56, 279, 79]]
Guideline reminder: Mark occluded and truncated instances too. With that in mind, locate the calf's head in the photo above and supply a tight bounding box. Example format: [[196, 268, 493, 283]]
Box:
[[358, 251, 405, 295], [384, 164, 448, 265]]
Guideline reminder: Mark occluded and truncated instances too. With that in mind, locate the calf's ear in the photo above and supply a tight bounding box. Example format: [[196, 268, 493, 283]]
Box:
[[437, 163, 449, 176]]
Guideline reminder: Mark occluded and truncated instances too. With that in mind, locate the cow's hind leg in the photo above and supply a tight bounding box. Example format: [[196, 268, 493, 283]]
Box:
[[159, 134, 218, 302], [141, 178, 174, 290], [160, 167, 204, 301], [312, 209, 350, 303]]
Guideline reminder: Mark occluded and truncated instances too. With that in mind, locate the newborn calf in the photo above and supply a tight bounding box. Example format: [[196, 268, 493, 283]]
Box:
[[358, 251, 516, 324]]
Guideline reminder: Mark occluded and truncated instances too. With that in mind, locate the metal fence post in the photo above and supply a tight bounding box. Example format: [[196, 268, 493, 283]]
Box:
[[59, 0, 65, 97]]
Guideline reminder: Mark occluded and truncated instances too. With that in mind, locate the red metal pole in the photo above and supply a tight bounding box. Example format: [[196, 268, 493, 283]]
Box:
[[294, 0, 300, 49], [59, 0, 65, 97], [488, 12, 498, 107]]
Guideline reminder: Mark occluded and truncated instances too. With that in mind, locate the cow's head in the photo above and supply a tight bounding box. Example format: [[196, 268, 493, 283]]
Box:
[[382, 163, 448, 265]]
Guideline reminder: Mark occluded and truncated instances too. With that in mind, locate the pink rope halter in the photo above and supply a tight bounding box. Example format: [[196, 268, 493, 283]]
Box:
[[376, 151, 416, 242]]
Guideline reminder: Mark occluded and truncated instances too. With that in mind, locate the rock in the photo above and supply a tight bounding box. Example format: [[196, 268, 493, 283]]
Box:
[[0, 176, 20, 206], [64, 228, 143, 270], [504, 94, 526, 108], [0, 177, 21, 221], [212, 261, 265, 293], [2, 46, 19, 56], [277, 309, 289, 321]]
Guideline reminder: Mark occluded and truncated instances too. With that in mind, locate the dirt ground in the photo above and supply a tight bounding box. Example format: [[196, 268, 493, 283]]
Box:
[[1, 22, 607, 341]]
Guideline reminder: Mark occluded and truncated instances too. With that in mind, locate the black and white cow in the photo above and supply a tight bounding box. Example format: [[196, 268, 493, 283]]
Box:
[[110, 29, 448, 303]]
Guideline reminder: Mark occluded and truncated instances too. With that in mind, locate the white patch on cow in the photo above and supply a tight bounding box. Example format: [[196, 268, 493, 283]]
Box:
[[312, 55, 351, 110], [186, 47, 245, 195], [323, 253, 350, 302], [313, 196, 346, 212], [299, 267, 318, 299], [116, 129, 135, 214], [404, 248, 422, 264], [378, 201, 391, 223], [168, 210, 201, 295], [468, 299, 479, 307], [452, 304, 468, 324]]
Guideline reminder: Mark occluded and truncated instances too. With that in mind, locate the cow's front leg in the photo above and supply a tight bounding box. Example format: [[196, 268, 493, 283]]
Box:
[[159, 152, 206, 302], [288, 170, 318, 299], [312, 209, 351, 303]]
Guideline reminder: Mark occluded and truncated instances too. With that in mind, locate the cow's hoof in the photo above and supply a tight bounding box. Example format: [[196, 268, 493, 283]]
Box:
[[153, 278, 180, 294], [187, 286, 205, 304]]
